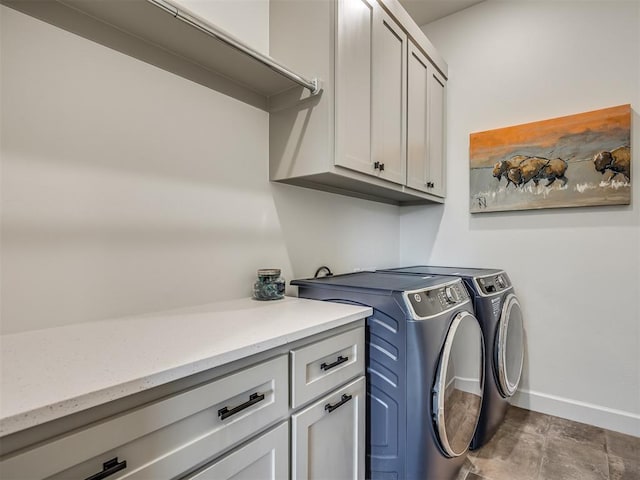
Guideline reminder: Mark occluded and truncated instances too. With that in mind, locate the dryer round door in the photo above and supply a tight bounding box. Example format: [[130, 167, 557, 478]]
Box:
[[433, 311, 484, 457], [495, 293, 524, 397]]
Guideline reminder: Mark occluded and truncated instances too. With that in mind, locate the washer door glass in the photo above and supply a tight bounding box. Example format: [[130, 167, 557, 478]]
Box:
[[496, 294, 524, 397], [433, 311, 484, 457]]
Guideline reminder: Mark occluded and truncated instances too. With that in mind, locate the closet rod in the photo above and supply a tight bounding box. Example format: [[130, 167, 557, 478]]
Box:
[[149, 0, 321, 95]]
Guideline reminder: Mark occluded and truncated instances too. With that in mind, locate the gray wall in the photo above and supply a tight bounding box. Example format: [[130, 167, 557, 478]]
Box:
[[403, 0, 640, 435], [0, 3, 400, 333]]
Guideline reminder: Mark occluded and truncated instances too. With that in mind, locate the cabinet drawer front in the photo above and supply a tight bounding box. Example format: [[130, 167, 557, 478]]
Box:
[[290, 327, 364, 408], [185, 421, 289, 480], [1, 356, 288, 480], [291, 376, 366, 480]]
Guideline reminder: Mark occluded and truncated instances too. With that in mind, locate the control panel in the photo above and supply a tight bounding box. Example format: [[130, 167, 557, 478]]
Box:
[[406, 281, 469, 319], [476, 273, 511, 295]]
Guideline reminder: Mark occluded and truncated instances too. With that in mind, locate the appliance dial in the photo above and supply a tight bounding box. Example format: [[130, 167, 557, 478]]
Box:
[[496, 275, 506, 289], [445, 286, 460, 303]]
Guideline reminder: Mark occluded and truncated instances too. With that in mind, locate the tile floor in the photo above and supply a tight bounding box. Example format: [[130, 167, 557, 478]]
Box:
[[457, 406, 640, 480]]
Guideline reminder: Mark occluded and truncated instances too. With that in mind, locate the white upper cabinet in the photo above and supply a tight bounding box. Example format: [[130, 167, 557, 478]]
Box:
[[270, 0, 448, 206], [371, 7, 407, 185], [407, 41, 446, 197], [335, 0, 375, 176], [428, 68, 447, 197]]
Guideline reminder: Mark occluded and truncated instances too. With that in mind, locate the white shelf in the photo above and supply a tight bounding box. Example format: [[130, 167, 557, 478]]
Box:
[[3, 0, 320, 110]]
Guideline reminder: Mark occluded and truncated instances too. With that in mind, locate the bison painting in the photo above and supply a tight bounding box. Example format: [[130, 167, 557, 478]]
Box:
[[494, 155, 568, 188], [470, 104, 631, 212], [593, 146, 630, 181]]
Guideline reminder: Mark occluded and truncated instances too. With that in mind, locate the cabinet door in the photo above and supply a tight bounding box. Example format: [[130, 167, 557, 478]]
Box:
[[371, 5, 407, 185], [407, 42, 446, 197], [428, 67, 446, 197], [185, 422, 289, 480], [335, 0, 374, 175], [292, 376, 365, 480], [406, 41, 430, 193]]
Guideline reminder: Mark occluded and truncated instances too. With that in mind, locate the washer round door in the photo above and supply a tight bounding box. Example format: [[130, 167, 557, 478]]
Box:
[[496, 293, 525, 397], [433, 311, 484, 457]]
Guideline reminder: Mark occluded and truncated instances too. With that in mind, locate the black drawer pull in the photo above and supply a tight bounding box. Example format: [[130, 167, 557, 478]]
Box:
[[218, 392, 265, 420], [84, 457, 127, 480], [325, 394, 353, 413], [320, 355, 348, 371]]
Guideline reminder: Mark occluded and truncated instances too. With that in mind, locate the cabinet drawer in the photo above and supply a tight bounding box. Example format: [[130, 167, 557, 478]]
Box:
[[185, 421, 289, 480], [290, 327, 364, 408], [1, 355, 288, 480]]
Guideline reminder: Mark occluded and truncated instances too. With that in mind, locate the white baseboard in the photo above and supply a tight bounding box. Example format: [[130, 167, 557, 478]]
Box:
[[511, 388, 640, 437], [454, 376, 482, 396]]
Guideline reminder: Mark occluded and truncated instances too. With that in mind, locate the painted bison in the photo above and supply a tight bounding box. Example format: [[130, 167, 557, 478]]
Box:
[[495, 155, 568, 188], [492, 155, 527, 188], [593, 146, 630, 181], [513, 157, 568, 187]]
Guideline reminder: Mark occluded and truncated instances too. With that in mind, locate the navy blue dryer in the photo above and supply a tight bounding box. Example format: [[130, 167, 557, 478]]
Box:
[[293, 272, 485, 480], [381, 266, 525, 450]]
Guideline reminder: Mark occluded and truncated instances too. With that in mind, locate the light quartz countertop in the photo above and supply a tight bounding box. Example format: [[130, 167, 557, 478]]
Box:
[[0, 297, 371, 437]]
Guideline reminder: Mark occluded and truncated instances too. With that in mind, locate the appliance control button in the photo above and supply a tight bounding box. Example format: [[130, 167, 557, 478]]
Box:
[[445, 286, 460, 303], [496, 275, 506, 289]]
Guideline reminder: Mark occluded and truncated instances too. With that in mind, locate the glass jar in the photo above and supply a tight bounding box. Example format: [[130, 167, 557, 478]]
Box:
[[253, 269, 285, 300]]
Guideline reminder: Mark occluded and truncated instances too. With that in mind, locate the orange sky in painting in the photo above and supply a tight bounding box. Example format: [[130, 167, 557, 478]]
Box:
[[469, 104, 631, 168]]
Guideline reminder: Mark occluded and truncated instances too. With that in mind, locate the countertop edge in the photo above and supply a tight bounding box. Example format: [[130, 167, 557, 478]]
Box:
[[0, 300, 371, 437]]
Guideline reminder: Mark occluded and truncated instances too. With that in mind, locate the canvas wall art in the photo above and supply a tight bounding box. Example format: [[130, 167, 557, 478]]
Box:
[[469, 104, 631, 213]]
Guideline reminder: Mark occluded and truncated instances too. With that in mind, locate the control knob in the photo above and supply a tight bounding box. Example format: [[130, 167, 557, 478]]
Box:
[[496, 275, 506, 289], [444, 286, 460, 303]]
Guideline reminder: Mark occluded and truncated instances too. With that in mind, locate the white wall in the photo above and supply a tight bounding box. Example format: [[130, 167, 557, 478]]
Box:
[[173, 0, 270, 54], [0, 4, 400, 334], [401, 0, 640, 435]]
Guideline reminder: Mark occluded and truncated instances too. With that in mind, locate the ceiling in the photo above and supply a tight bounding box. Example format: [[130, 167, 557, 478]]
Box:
[[398, 0, 484, 26]]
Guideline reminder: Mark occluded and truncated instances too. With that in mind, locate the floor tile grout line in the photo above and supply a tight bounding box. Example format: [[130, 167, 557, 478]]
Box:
[[535, 420, 549, 480]]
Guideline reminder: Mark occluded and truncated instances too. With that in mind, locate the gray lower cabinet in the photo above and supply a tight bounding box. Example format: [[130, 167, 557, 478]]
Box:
[[292, 376, 366, 480], [184, 422, 289, 480], [0, 325, 365, 480]]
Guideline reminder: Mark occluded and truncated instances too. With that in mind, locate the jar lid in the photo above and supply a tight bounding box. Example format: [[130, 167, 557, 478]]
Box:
[[258, 268, 281, 276]]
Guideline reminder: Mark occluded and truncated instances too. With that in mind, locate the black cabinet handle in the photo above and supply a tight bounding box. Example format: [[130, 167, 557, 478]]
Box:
[[84, 457, 127, 480], [218, 392, 265, 420], [374, 161, 380, 170], [325, 394, 353, 413], [379, 163, 385, 171], [320, 355, 348, 371]]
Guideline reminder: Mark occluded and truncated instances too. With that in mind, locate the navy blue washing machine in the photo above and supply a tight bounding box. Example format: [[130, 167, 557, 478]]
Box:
[[292, 272, 485, 480], [381, 267, 525, 450]]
